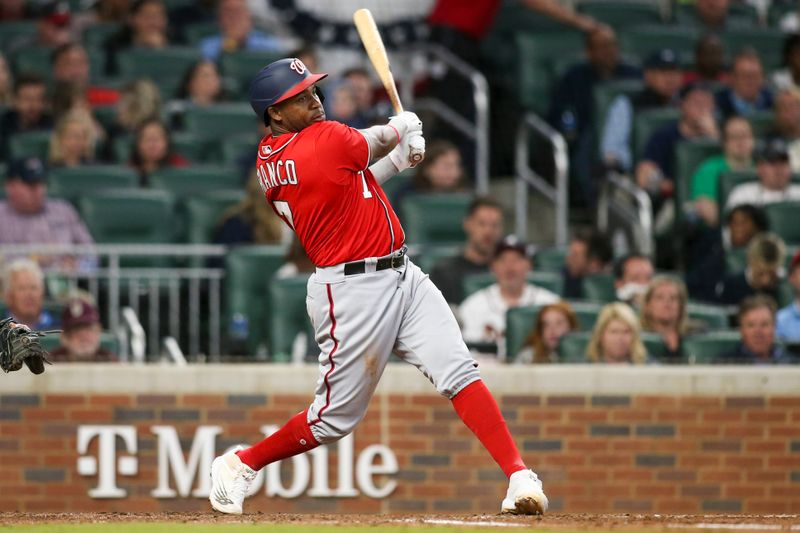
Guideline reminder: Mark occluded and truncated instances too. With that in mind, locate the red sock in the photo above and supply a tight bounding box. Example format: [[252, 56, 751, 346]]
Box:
[[451, 380, 527, 478], [236, 409, 319, 471]]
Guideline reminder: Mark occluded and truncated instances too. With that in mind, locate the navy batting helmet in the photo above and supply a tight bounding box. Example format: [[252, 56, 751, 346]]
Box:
[[249, 58, 328, 124]]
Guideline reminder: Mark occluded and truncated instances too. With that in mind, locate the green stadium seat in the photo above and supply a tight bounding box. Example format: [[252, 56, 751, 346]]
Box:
[[77, 189, 176, 244], [633, 107, 681, 161], [0, 21, 37, 50], [182, 21, 219, 45], [116, 47, 200, 98], [764, 202, 800, 245], [577, 0, 664, 30], [268, 274, 314, 362], [674, 3, 758, 27], [220, 135, 258, 166], [183, 103, 261, 139], [619, 25, 699, 68], [683, 330, 741, 364], [182, 189, 244, 244], [8, 130, 52, 160], [82, 22, 122, 48], [93, 105, 118, 131], [674, 138, 722, 208], [515, 32, 584, 114], [558, 331, 592, 363], [49, 165, 139, 200], [505, 300, 605, 359], [220, 50, 284, 97], [769, 3, 796, 26], [747, 111, 775, 138], [717, 169, 758, 208], [149, 165, 241, 194], [534, 247, 567, 272], [411, 244, 462, 274], [687, 301, 731, 330], [641, 331, 668, 361], [400, 193, 473, 246], [720, 29, 783, 71], [112, 132, 213, 164], [224, 245, 287, 355], [582, 272, 616, 303], [12, 46, 104, 81]]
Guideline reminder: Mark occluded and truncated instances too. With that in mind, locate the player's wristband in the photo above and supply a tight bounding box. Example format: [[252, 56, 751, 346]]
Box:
[[388, 124, 401, 143]]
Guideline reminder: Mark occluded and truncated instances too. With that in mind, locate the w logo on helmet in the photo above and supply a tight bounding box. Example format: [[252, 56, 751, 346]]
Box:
[[289, 59, 307, 75]]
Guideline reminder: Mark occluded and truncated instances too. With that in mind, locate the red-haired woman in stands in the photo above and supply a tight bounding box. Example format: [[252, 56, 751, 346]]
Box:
[[516, 301, 579, 364]]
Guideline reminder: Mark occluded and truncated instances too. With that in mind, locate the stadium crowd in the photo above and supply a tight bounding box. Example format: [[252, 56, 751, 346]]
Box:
[[0, 0, 799, 364]]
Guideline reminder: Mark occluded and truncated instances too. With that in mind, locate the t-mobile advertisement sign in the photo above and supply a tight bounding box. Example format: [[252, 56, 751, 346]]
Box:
[[76, 425, 398, 499]]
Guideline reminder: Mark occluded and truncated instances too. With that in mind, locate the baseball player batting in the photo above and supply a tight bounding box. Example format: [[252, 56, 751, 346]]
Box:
[[208, 57, 548, 516]]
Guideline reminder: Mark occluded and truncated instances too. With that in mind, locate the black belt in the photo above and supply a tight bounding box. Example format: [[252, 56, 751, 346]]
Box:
[[344, 248, 407, 276]]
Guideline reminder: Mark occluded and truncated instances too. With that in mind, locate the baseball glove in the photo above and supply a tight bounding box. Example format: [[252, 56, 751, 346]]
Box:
[[0, 317, 56, 375]]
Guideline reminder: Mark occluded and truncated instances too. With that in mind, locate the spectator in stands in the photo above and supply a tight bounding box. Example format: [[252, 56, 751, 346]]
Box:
[[50, 82, 107, 145], [177, 60, 224, 108], [686, 204, 770, 302], [0, 53, 12, 106], [772, 33, 800, 95], [777, 249, 800, 343], [690, 0, 733, 32], [716, 295, 794, 364], [683, 34, 729, 85], [726, 138, 800, 210], [713, 232, 786, 306], [459, 235, 559, 360], [326, 81, 368, 129], [289, 44, 319, 74], [767, 90, 800, 173], [587, 302, 647, 364], [640, 276, 690, 361], [0, 74, 52, 159], [636, 83, 719, 210], [213, 172, 285, 247], [199, 0, 282, 61], [690, 116, 755, 228], [601, 48, 682, 173], [51, 43, 120, 107], [8, 1, 72, 53], [429, 196, 504, 305], [108, 79, 162, 140], [1, 259, 56, 330], [275, 238, 315, 279], [0, 157, 95, 269], [562, 229, 613, 299], [49, 296, 117, 362], [715, 49, 774, 120], [515, 301, 578, 364], [393, 140, 467, 213], [104, 0, 170, 75], [549, 26, 641, 201], [129, 118, 189, 186], [343, 68, 378, 126], [614, 254, 654, 308], [48, 109, 99, 168]]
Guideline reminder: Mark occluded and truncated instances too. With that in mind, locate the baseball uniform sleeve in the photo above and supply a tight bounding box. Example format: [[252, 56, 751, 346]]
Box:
[[313, 121, 370, 177]]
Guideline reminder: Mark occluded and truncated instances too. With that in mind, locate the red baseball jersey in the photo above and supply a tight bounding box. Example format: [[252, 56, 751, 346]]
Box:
[[256, 121, 405, 267]]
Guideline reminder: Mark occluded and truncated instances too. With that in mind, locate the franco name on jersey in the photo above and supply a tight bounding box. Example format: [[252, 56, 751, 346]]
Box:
[[256, 159, 299, 191]]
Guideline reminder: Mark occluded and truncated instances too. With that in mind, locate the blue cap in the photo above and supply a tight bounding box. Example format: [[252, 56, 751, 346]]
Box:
[[7, 157, 47, 184]]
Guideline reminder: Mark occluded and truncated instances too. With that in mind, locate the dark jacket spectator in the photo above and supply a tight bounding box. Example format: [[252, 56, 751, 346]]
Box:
[[0, 74, 53, 159], [561, 229, 612, 299], [715, 295, 796, 364], [713, 233, 785, 306], [715, 50, 774, 120]]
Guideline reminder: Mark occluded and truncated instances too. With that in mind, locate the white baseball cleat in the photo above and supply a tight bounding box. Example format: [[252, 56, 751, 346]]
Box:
[[501, 469, 549, 515], [209, 446, 258, 514]]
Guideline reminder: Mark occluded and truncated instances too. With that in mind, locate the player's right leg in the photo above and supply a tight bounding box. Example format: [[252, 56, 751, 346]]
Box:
[[210, 267, 404, 514], [393, 259, 548, 515]]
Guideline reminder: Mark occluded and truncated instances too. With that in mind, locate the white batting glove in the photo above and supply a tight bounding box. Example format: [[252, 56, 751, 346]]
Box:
[[388, 111, 423, 138], [389, 130, 425, 170]]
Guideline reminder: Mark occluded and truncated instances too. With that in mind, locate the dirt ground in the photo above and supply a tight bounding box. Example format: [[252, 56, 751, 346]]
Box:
[[1, 513, 799, 530]]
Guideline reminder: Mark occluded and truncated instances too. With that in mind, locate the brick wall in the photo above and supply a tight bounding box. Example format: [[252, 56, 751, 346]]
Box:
[[2, 380, 799, 514]]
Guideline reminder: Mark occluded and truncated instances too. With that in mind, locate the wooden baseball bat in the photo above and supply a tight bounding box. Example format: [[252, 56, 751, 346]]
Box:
[[353, 8, 403, 115]]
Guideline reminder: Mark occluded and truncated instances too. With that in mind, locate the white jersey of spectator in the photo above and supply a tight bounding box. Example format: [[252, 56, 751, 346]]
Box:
[[459, 283, 559, 360], [725, 182, 800, 211]]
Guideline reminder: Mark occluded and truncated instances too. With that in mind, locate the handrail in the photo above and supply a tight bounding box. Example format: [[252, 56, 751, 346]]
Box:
[[405, 43, 490, 194], [122, 307, 146, 364], [515, 112, 569, 247], [597, 172, 654, 256]]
